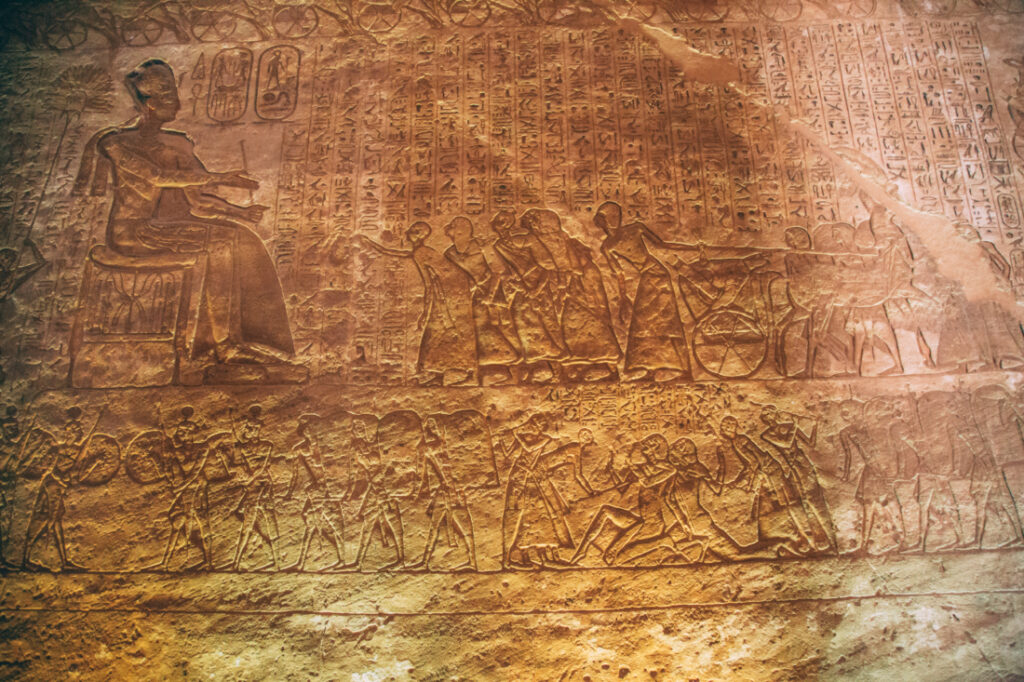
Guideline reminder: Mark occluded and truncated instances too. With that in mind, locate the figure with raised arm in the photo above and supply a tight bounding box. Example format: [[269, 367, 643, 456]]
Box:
[[361, 222, 476, 386], [596, 201, 691, 382]]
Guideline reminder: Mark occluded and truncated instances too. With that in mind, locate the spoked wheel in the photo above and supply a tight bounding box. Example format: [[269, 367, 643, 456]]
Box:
[[190, 10, 238, 41], [755, 0, 803, 22], [620, 0, 660, 21], [449, 0, 492, 26], [121, 16, 165, 46], [692, 309, 770, 379], [835, 0, 876, 18], [43, 20, 88, 51], [356, 2, 402, 32], [273, 5, 318, 38], [680, 0, 730, 21]]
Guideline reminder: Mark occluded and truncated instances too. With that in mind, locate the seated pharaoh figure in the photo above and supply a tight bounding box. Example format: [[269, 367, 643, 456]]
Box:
[[75, 58, 294, 365]]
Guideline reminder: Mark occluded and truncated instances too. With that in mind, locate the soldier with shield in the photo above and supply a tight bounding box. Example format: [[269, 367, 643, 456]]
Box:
[[408, 417, 477, 571], [351, 418, 406, 570], [22, 406, 103, 571], [229, 412, 282, 571], [158, 405, 229, 571], [283, 415, 346, 572]]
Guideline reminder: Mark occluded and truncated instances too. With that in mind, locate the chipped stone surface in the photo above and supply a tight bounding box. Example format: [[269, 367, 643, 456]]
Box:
[[1, 0, 1024, 678]]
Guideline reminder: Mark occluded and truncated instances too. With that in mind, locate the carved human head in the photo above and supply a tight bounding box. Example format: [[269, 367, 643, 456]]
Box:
[[248, 404, 262, 420], [524, 208, 561, 236], [66, 406, 83, 421], [180, 406, 194, 420], [720, 415, 738, 438], [668, 437, 698, 466], [594, 201, 623, 234], [490, 210, 515, 238], [839, 400, 862, 423], [125, 59, 180, 123], [639, 434, 668, 462], [406, 221, 431, 245], [444, 217, 473, 251], [759, 405, 779, 426]]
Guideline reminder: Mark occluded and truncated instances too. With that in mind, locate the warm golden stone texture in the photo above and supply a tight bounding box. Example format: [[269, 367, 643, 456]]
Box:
[[1, 0, 1024, 678]]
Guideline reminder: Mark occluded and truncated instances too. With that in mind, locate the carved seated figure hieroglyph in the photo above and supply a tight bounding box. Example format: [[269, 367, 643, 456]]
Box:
[[73, 58, 298, 385]]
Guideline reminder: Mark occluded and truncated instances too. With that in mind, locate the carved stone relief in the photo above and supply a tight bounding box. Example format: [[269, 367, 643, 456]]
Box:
[[1, 0, 1024, 678]]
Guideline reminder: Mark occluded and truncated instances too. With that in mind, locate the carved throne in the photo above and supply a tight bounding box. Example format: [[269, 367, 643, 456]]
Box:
[[69, 244, 198, 388]]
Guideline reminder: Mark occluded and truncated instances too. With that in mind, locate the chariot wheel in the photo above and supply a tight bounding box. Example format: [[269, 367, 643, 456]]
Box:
[[681, 0, 730, 22], [449, 0, 492, 26], [190, 10, 238, 41], [692, 309, 769, 379], [357, 2, 402, 32], [273, 5, 318, 38], [121, 16, 165, 46], [836, 0, 876, 18], [621, 0, 660, 21], [43, 20, 88, 51], [755, 0, 803, 22]]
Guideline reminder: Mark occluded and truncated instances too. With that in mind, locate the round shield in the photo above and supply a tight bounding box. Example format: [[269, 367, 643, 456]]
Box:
[[76, 433, 121, 486], [16, 428, 57, 481], [124, 429, 168, 485], [202, 431, 236, 483]]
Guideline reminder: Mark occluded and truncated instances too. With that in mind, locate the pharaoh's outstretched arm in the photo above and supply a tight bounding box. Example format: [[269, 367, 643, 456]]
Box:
[[184, 190, 266, 226], [358, 235, 413, 258], [102, 138, 252, 190]]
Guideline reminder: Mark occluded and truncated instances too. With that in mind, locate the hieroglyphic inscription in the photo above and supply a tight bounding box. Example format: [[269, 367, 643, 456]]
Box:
[[237, 23, 1023, 382]]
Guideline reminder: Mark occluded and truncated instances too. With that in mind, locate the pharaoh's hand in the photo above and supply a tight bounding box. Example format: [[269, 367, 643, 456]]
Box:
[[212, 170, 259, 190], [238, 204, 267, 224]]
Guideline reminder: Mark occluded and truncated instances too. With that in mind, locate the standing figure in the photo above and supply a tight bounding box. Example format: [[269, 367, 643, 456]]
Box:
[[229, 405, 281, 571], [408, 418, 477, 571], [74, 58, 295, 365], [524, 209, 620, 382], [159, 406, 229, 570], [712, 415, 808, 557], [596, 201, 691, 381], [0, 240, 46, 321], [351, 419, 406, 570], [949, 401, 1023, 549], [361, 223, 476, 386], [501, 413, 574, 568], [759, 405, 837, 553], [840, 401, 901, 554], [232, 404, 265, 470], [22, 407, 99, 571], [490, 211, 569, 383], [443, 217, 521, 385], [284, 416, 346, 572]]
